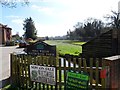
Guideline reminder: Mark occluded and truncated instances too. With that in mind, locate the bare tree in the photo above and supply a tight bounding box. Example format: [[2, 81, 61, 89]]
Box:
[[0, 0, 29, 8], [105, 11, 120, 29]]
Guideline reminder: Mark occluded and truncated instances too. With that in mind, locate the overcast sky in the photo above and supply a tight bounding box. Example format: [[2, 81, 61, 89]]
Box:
[[0, 0, 120, 37]]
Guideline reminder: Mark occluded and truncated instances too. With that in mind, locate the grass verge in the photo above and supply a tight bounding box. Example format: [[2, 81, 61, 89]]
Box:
[[45, 40, 85, 56]]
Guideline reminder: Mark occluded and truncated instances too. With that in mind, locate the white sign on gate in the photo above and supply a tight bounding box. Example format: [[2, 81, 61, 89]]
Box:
[[30, 65, 56, 85]]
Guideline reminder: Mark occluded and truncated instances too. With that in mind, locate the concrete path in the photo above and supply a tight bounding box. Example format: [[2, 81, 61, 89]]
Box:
[[0, 46, 24, 88]]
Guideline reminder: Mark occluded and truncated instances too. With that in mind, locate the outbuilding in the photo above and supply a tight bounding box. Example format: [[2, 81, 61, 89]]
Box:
[[82, 29, 120, 58]]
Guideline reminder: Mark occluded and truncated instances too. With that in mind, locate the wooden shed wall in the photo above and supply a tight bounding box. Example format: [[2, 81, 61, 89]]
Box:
[[82, 29, 120, 58]]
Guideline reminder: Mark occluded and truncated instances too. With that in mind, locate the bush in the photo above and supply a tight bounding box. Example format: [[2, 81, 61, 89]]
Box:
[[10, 41, 15, 46]]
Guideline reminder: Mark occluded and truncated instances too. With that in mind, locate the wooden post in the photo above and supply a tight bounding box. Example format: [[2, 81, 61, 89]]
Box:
[[10, 53, 13, 86], [118, 30, 120, 54], [104, 55, 120, 89]]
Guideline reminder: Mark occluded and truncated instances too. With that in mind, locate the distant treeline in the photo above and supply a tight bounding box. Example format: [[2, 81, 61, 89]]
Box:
[[66, 18, 112, 41], [67, 9, 120, 42], [49, 11, 120, 41]]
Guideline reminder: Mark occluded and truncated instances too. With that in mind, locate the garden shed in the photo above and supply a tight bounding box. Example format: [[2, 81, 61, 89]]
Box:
[[82, 29, 120, 58]]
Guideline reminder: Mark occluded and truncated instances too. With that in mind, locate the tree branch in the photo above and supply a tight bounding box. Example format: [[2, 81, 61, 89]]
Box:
[[0, 0, 29, 8]]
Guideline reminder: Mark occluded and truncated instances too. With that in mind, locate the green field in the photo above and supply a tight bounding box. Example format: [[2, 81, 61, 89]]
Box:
[[44, 40, 86, 56]]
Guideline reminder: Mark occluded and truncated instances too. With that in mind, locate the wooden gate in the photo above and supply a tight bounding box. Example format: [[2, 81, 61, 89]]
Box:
[[10, 54, 106, 89]]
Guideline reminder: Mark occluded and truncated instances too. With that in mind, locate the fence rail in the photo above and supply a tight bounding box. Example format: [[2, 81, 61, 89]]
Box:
[[10, 54, 106, 89]]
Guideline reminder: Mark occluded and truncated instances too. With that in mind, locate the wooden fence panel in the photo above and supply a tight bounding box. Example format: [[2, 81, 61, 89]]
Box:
[[95, 58, 99, 89], [58, 58, 62, 90], [63, 58, 66, 89], [101, 59, 106, 88], [10, 54, 106, 89], [10, 54, 16, 86], [89, 58, 93, 89], [78, 58, 82, 72], [83, 58, 87, 72]]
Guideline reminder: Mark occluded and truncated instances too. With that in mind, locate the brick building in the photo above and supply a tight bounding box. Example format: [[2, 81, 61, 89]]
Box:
[[0, 23, 12, 44]]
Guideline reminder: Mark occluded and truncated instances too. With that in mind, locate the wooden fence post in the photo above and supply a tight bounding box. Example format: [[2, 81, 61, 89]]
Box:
[[118, 30, 120, 54], [103, 55, 120, 89], [10, 53, 13, 86]]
